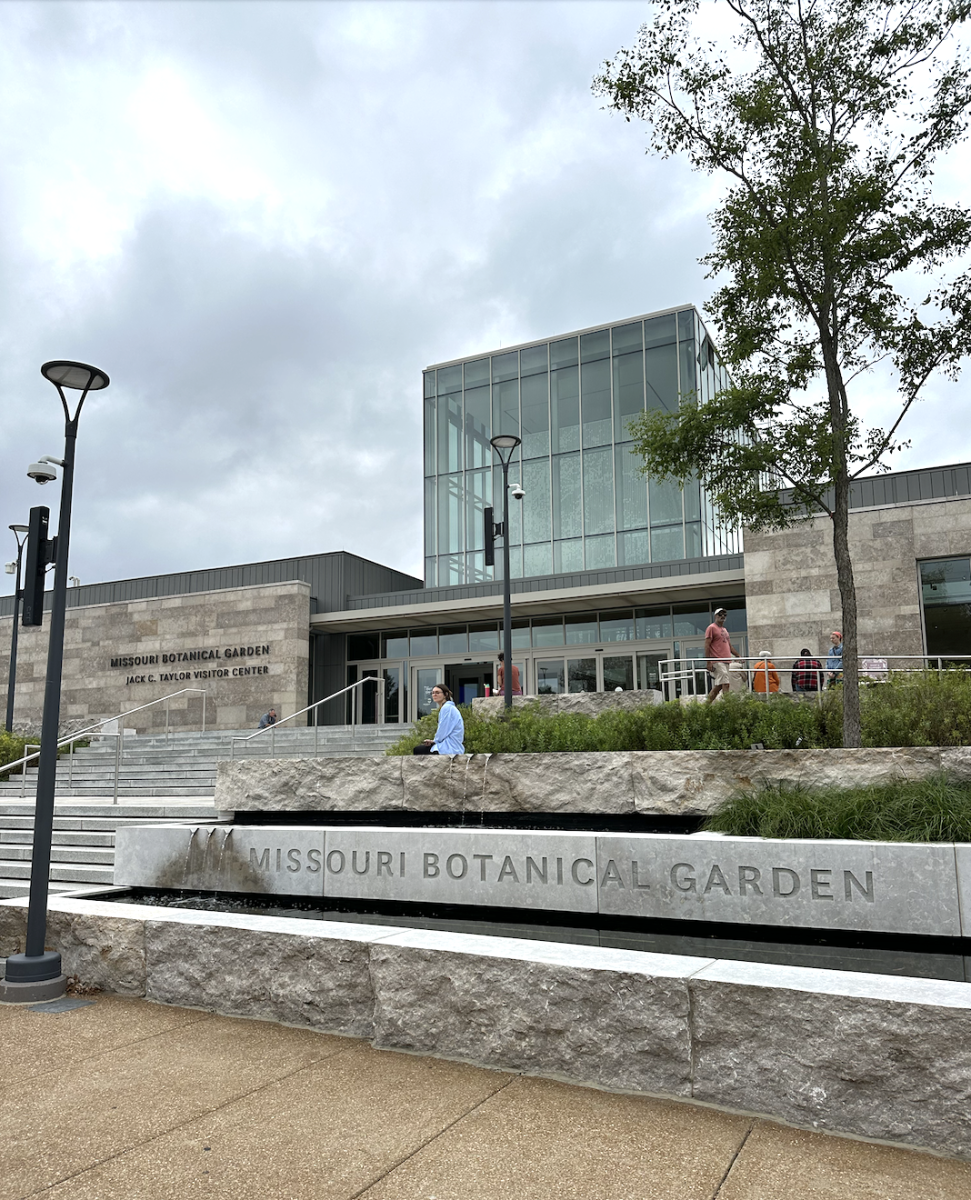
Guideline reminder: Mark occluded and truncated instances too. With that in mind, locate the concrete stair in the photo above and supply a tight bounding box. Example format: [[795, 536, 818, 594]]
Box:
[[0, 725, 403, 897], [0, 800, 223, 899], [0, 725, 403, 800]]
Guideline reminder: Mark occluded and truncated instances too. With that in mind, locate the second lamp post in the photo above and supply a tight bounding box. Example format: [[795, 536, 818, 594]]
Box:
[[4, 524, 29, 732], [489, 434, 522, 710]]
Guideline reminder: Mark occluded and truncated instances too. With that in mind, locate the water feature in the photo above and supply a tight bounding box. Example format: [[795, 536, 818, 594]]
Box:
[[102, 886, 971, 984]]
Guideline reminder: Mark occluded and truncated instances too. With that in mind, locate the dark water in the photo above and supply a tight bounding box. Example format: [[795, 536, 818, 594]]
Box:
[[105, 888, 971, 984]]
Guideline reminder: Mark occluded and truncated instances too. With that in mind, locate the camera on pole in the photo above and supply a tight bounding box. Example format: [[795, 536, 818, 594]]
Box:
[[21, 506, 55, 626]]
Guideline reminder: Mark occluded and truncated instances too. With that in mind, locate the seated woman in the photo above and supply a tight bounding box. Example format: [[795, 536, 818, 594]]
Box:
[[412, 683, 465, 755], [751, 651, 780, 694]]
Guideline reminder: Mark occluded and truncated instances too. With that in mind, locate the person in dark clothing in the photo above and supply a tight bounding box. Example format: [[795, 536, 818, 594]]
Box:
[[791, 650, 823, 693]]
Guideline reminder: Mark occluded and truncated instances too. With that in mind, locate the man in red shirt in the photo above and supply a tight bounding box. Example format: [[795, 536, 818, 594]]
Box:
[[497, 653, 522, 695], [704, 606, 740, 704]]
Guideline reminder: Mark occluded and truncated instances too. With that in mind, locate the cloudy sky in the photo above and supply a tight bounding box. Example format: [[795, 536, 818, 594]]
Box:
[[1, 0, 968, 595]]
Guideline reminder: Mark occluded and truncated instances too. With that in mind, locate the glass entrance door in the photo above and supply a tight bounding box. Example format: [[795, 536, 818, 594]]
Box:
[[637, 650, 670, 693]]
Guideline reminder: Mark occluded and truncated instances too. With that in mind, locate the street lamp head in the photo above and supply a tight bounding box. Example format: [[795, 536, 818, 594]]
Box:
[[41, 361, 110, 392], [4, 563, 14, 575], [490, 433, 522, 466], [9, 525, 29, 534]]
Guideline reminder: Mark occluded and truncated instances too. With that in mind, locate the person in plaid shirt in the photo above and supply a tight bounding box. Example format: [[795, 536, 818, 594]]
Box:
[[791, 649, 823, 693]]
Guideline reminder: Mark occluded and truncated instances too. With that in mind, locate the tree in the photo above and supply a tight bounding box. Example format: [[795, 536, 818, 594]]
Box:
[[595, 0, 971, 746]]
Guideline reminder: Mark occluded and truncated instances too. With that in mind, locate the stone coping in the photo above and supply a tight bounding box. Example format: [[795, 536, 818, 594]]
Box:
[[2, 891, 970, 1161], [470, 690, 664, 718], [215, 746, 971, 817], [115, 824, 969, 938]]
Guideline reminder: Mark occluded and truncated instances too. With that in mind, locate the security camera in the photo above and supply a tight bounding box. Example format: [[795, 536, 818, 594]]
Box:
[[27, 462, 57, 484], [510, 484, 525, 501]]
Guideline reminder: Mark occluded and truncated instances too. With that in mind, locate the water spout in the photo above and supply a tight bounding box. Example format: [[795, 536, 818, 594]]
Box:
[[181, 826, 198, 886]]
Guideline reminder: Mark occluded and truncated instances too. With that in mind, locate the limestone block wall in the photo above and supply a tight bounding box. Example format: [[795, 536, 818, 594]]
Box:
[[0, 580, 310, 733], [743, 495, 971, 679]]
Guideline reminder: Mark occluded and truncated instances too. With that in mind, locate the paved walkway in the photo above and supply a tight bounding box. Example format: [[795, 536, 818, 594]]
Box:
[[2, 994, 970, 1200]]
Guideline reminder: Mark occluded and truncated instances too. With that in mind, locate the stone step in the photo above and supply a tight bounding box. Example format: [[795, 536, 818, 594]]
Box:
[[0, 803, 220, 820], [1, 846, 115, 865], [0, 859, 114, 882], [0, 830, 115, 847]]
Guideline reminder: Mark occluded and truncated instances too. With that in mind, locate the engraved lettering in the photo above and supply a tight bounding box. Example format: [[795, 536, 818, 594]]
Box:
[[811, 868, 833, 900], [738, 865, 763, 896], [631, 860, 650, 890], [671, 862, 696, 893], [498, 855, 520, 883], [703, 864, 731, 895], [376, 850, 393, 877], [286, 847, 301, 873], [423, 852, 440, 878], [472, 853, 493, 881], [352, 850, 371, 875], [446, 853, 468, 879], [306, 848, 321, 873], [571, 857, 594, 886], [249, 847, 271, 872], [556, 857, 564, 885], [844, 870, 874, 902], [525, 856, 547, 884], [326, 849, 345, 874], [600, 859, 625, 889], [400, 851, 406, 877], [276, 848, 282, 873], [772, 867, 800, 897]]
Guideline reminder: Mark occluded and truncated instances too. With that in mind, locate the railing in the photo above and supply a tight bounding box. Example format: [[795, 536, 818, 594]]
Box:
[[2, 687, 208, 803], [230, 676, 386, 760], [657, 654, 971, 702]]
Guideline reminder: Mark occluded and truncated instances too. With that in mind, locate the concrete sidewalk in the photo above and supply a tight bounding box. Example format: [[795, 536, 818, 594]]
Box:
[[2, 995, 969, 1200]]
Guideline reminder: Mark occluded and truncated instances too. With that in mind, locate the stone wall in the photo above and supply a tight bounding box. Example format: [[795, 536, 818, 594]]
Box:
[[3, 893, 970, 1160], [215, 745, 968, 818], [743, 494, 971, 677], [0, 580, 310, 733], [471, 690, 663, 718]]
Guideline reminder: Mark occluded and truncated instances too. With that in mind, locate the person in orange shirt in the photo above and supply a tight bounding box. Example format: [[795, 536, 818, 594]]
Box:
[[751, 650, 780, 694]]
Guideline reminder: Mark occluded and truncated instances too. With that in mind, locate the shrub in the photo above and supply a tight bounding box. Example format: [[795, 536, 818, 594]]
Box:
[[383, 672, 971, 756], [704, 774, 971, 842], [0, 730, 30, 777]]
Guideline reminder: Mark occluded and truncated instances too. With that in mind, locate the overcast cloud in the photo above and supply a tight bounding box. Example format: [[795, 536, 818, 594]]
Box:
[[1, 0, 968, 595]]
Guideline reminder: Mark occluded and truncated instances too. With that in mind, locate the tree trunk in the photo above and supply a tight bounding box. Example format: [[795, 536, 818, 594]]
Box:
[[832, 468, 861, 747]]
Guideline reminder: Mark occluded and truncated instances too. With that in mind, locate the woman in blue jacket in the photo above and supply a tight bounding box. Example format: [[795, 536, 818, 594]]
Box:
[[412, 683, 465, 755]]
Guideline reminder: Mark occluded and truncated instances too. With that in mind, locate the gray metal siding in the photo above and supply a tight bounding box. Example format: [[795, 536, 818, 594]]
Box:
[[0, 551, 422, 618]]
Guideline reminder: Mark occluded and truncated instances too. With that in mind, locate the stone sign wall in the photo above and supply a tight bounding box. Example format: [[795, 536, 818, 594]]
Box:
[[115, 823, 968, 937], [0, 580, 310, 733]]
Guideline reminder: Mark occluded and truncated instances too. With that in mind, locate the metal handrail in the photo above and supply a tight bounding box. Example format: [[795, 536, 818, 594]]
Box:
[[230, 675, 386, 760], [657, 653, 971, 702], [2, 687, 208, 800]]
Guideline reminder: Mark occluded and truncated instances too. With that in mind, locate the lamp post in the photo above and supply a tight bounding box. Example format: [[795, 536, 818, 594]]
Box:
[[489, 434, 521, 711], [4, 524, 29, 733], [1, 361, 109, 1004]]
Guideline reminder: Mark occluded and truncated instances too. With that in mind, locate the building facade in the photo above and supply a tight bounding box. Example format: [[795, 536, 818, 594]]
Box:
[[3, 307, 970, 734], [422, 306, 739, 587]]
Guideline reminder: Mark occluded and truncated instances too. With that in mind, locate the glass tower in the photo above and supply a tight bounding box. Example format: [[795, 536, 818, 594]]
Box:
[[423, 306, 740, 587]]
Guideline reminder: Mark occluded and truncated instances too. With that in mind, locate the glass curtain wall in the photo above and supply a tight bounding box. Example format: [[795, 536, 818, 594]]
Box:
[[423, 308, 741, 585]]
